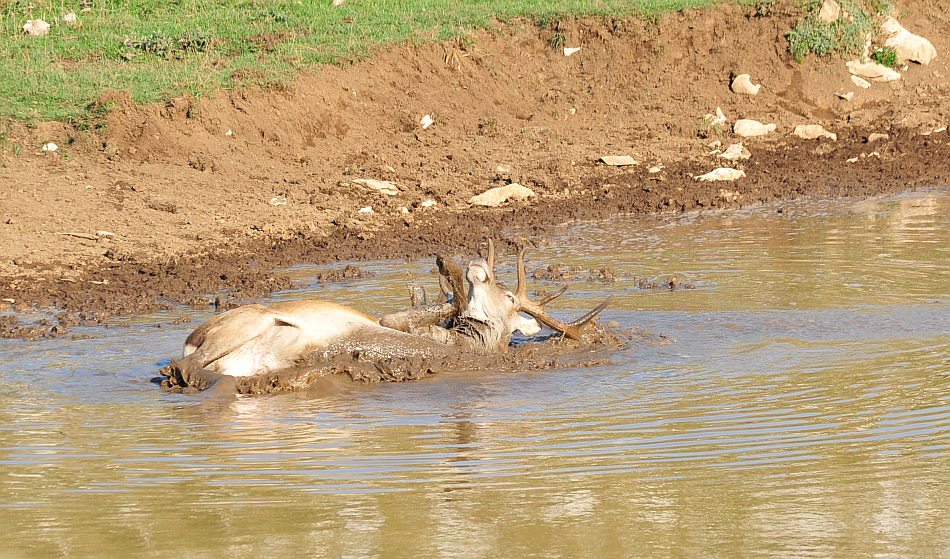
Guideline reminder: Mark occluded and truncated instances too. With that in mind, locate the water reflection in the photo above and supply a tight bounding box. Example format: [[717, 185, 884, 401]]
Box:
[[0, 189, 947, 558]]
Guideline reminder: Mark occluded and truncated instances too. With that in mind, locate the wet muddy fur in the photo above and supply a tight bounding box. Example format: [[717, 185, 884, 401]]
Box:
[[159, 323, 637, 395]]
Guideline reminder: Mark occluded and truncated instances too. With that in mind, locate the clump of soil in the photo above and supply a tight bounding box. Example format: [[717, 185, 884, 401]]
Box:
[[1, 3, 949, 338], [315, 264, 374, 283]]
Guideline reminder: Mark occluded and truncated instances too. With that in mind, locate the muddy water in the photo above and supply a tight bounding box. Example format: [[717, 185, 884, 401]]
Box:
[[2, 190, 948, 558]]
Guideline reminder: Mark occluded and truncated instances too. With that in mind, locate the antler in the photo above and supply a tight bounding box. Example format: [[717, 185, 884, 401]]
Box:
[[478, 238, 496, 280], [514, 246, 610, 340], [436, 255, 468, 314]]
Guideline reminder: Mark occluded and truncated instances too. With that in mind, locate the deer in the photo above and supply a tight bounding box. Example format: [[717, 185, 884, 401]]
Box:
[[161, 241, 609, 391]]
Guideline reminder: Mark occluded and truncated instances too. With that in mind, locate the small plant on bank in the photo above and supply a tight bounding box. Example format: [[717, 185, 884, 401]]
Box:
[[870, 45, 898, 67], [786, 0, 876, 62], [695, 115, 725, 139]]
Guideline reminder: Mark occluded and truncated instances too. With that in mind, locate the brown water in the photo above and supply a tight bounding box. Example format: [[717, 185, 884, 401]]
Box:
[[1, 190, 948, 559]]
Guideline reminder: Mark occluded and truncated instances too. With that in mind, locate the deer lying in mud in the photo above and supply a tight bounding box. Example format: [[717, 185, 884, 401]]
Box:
[[162, 241, 609, 391]]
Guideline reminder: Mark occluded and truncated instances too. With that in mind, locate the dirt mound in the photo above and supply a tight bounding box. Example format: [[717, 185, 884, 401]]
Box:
[[1, 3, 949, 333]]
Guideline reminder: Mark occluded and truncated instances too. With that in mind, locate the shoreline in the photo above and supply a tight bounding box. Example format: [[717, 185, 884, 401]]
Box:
[[2, 3, 949, 338]]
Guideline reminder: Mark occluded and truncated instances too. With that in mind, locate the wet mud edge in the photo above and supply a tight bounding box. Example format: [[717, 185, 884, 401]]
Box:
[[3, 130, 948, 342]]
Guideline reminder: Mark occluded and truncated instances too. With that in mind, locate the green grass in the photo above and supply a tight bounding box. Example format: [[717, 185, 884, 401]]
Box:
[[785, 0, 883, 63], [0, 0, 715, 122], [870, 45, 897, 67]]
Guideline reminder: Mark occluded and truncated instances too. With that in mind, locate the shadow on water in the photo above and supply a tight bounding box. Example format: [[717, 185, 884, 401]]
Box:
[[1, 189, 948, 558]]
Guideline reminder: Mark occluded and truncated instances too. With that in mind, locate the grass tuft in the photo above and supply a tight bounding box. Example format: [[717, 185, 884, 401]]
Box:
[[870, 45, 898, 67], [786, 0, 883, 63]]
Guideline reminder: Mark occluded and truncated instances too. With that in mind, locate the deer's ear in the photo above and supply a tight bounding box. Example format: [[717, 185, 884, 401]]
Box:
[[505, 292, 518, 305]]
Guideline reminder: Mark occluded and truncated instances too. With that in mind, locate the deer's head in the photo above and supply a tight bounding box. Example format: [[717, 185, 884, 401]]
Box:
[[462, 257, 542, 337]]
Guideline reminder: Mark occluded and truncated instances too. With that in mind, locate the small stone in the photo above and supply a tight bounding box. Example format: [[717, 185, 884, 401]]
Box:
[[694, 168, 746, 182], [468, 183, 536, 207], [352, 178, 400, 196], [420, 199, 437, 208], [598, 155, 637, 166], [269, 196, 288, 206], [733, 119, 776, 137], [332, 0, 345, 5], [836, 91, 855, 101], [420, 114, 434, 130], [62, 12, 79, 26], [851, 75, 872, 89], [496, 164, 512, 175], [95, 230, 115, 239], [793, 124, 837, 141], [23, 19, 50, 37], [41, 142, 58, 152], [648, 165, 664, 173], [358, 206, 374, 214], [563, 47, 581, 57], [818, 0, 840, 22], [731, 74, 761, 96], [847, 60, 901, 82], [225, 129, 234, 137], [718, 143, 751, 161], [867, 133, 889, 143], [718, 189, 741, 203], [702, 107, 727, 128], [399, 207, 410, 214]]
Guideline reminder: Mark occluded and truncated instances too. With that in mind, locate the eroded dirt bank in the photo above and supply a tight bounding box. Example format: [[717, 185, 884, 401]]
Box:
[[1, 3, 949, 336]]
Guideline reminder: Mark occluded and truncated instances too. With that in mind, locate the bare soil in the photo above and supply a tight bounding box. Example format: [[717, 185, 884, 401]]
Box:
[[2, 3, 949, 338]]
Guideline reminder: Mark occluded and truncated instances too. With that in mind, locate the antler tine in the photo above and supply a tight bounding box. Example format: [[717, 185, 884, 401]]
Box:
[[514, 245, 610, 340], [537, 284, 569, 306], [515, 245, 528, 299]]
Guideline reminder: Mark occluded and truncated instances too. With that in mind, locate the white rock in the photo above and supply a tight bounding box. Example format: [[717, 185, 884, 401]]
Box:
[[95, 230, 115, 239], [793, 124, 837, 141], [648, 165, 664, 173], [718, 143, 751, 161], [836, 91, 855, 101], [563, 47, 581, 57], [352, 178, 400, 196], [399, 207, 410, 214], [818, 0, 840, 22], [23, 19, 50, 37], [881, 17, 937, 65], [599, 155, 637, 166], [694, 168, 746, 182], [703, 107, 727, 127], [850, 75, 871, 89], [420, 114, 434, 129], [225, 128, 234, 137], [41, 142, 58, 152], [733, 119, 776, 137], [731, 74, 761, 96], [847, 60, 901, 82], [867, 133, 889, 143], [332, 0, 345, 6], [358, 206, 374, 214], [420, 198, 438, 208], [269, 196, 288, 206], [62, 12, 79, 26], [468, 183, 536, 207]]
